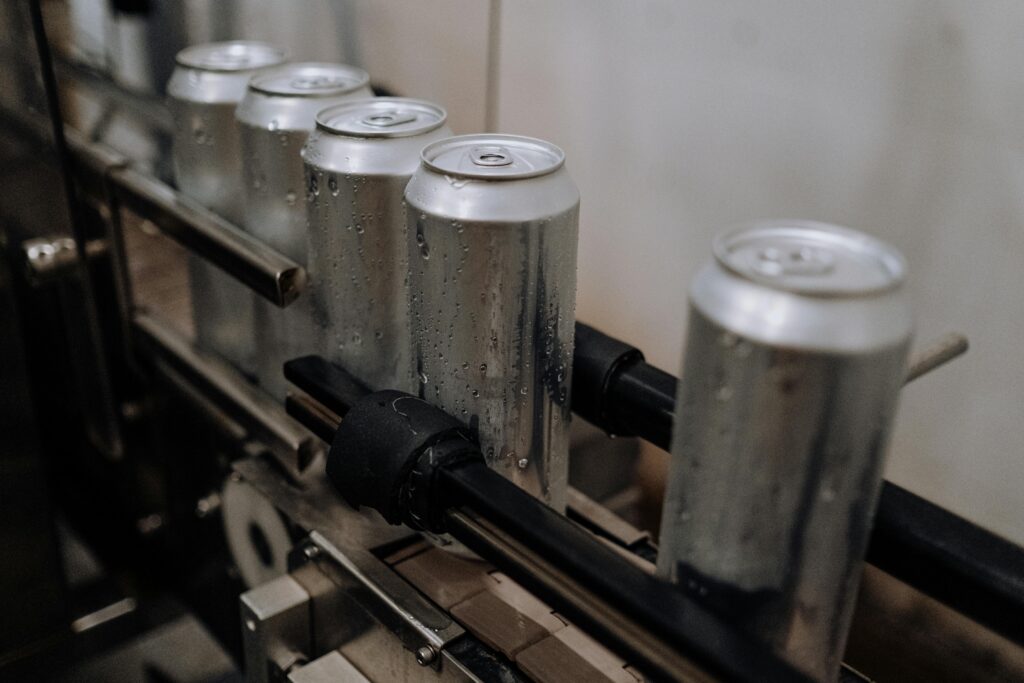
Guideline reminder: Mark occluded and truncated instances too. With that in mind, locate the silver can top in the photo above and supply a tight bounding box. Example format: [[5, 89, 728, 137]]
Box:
[[317, 98, 447, 138], [714, 220, 906, 297], [250, 63, 369, 97], [174, 41, 285, 73], [422, 134, 565, 180]]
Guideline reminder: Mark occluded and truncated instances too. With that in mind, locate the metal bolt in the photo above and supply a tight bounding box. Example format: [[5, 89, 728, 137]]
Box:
[[303, 544, 320, 560], [415, 646, 436, 666]]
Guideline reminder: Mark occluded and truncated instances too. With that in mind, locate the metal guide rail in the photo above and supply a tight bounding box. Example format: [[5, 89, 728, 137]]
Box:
[[0, 102, 307, 308]]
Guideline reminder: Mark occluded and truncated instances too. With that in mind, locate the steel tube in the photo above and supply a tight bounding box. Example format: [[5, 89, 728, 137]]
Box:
[[110, 166, 306, 306]]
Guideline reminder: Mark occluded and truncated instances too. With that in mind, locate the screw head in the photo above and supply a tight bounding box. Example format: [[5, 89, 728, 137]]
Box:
[[415, 646, 436, 666], [303, 545, 320, 560]]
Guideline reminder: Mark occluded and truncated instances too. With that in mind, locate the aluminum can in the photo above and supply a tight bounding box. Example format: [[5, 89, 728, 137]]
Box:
[[656, 221, 913, 682], [302, 98, 452, 394], [167, 41, 284, 378], [235, 63, 372, 398], [405, 135, 580, 512], [168, 41, 285, 222]]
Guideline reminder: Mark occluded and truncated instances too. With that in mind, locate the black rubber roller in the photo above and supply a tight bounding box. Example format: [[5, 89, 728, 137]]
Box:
[[326, 390, 481, 528]]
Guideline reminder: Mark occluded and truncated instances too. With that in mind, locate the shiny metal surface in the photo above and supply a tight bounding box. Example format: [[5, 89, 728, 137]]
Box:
[[288, 651, 371, 683], [240, 574, 312, 683], [110, 165, 307, 307], [405, 134, 579, 512], [303, 98, 451, 393], [167, 41, 285, 223], [230, 456, 456, 643], [657, 221, 913, 682], [237, 62, 372, 399], [167, 41, 285, 380]]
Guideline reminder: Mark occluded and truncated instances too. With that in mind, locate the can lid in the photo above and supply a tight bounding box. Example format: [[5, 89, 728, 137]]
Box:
[[175, 41, 285, 72], [421, 134, 565, 180], [250, 63, 369, 97], [714, 220, 906, 296], [317, 98, 447, 138]]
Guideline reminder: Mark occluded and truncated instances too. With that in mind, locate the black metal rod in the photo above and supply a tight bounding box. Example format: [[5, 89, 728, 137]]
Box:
[[283, 355, 371, 419], [571, 322, 1024, 645], [867, 482, 1024, 644], [439, 460, 813, 683]]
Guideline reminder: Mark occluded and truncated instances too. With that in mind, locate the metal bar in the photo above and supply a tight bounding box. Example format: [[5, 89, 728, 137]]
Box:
[[285, 393, 340, 444], [134, 313, 321, 473], [439, 461, 814, 683], [866, 482, 1024, 645], [284, 356, 370, 419], [109, 165, 306, 307], [904, 333, 969, 383]]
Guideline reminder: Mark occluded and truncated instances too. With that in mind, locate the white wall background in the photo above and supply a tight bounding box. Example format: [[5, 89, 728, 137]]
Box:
[[88, 0, 1024, 543], [491, 0, 1024, 544]]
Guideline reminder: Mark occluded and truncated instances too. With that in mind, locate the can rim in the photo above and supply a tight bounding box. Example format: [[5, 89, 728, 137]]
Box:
[[315, 97, 448, 138], [421, 134, 566, 180], [713, 220, 907, 297], [174, 41, 286, 73], [249, 62, 370, 97]]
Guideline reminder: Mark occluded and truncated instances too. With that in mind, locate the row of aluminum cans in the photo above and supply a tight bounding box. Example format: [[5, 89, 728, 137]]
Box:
[[167, 41, 913, 682], [167, 41, 578, 512]]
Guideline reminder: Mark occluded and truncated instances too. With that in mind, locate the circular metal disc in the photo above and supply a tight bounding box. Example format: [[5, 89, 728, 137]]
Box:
[[714, 220, 906, 296], [318, 98, 447, 138], [422, 134, 565, 180], [250, 63, 369, 97]]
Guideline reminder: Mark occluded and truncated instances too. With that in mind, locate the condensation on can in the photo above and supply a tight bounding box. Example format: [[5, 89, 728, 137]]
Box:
[[657, 220, 913, 682], [404, 134, 580, 513], [167, 41, 285, 379], [302, 98, 452, 394], [235, 62, 372, 399]]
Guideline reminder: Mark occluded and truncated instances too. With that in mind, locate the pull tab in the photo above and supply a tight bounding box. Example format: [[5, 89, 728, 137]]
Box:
[[470, 145, 514, 167], [752, 245, 836, 278], [360, 110, 418, 128]]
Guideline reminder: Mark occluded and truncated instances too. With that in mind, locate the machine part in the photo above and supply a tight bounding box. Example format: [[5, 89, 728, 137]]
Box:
[[903, 332, 970, 383], [223, 477, 293, 589], [230, 456, 457, 646], [167, 41, 285, 380], [135, 313, 322, 474], [325, 390, 479, 529], [285, 355, 371, 419], [317, 375, 809, 682], [110, 165, 307, 307], [866, 482, 1024, 645], [405, 134, 580, 511], [437, 462, 811, 683], [20, 235, 108, 285], [288, 650, 371, 683], [240, 573, 312, 683], [303, 98, 451, 394], [657, 221, 913, 681], [571, 322, 674, 442], [236, 62, 372, 399]]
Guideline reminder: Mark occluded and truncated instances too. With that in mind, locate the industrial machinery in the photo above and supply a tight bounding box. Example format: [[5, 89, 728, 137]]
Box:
[[1, 2, 1022, 682]]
